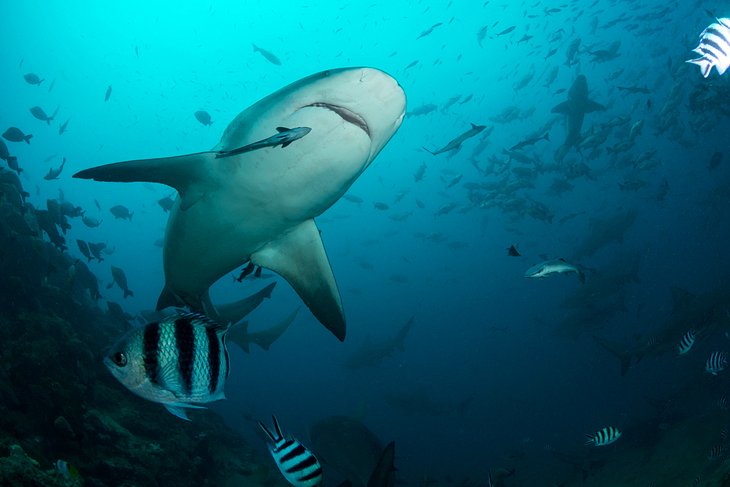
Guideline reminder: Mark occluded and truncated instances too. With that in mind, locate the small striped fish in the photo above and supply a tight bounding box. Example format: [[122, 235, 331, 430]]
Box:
[[104, 313, 230, 420], [687, 18, 730, 77], [585, 426, 621, 447], [258, 415, 322, 487], [706, 351, 728, 375], [678, 329, 696, 355], [709, 444, 725, 460]]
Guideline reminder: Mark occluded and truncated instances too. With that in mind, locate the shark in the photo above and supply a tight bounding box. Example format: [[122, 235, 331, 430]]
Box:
[[551, 75, 605, 162], [595, 285, 730, 376], [423, 123, 486, 155], [73, 68, 406, 341], [228, 307, 299, 353], [343, 316, 414, 369]]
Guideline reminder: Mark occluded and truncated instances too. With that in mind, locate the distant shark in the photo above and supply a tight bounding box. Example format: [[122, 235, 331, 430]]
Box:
[[343, 316, 414, 369], [551, 75, 605, 162], [74, 68, 406, 341], [228, 307, 299, 353]]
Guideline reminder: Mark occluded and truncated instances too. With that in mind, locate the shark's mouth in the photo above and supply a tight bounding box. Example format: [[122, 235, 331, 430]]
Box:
[[306, 103, 370, 137]]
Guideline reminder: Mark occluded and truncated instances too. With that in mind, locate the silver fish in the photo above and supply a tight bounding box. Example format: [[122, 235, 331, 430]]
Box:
[[105, 313, 231, 420], [687, 18, 730, 77], [524, 258, 585, 283]]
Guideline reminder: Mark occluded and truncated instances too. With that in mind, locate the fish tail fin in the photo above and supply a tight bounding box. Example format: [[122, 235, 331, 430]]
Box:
[[584, 435, 595, 445], [686, 58, 712, 78], [24, 134, 33, 144], [422, 146, 436, 155], [123, 289, 134, 299]]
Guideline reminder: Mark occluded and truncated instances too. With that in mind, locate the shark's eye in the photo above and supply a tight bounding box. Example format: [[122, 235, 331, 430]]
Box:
[[323, 70, 331, 77], [112, 352, 127, 367]]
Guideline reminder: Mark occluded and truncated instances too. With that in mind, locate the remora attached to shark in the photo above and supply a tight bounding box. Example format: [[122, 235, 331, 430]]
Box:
[[551, 75, 605, 162], [74, 68, 406, 341]]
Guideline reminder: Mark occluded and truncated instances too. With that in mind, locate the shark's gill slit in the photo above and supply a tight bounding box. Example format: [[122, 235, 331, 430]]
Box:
[[306, 103, 370, 136]]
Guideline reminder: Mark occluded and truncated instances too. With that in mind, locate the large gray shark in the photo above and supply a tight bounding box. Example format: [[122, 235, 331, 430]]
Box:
[[551, 75, 605, 162], [74, 68, 406, 341]]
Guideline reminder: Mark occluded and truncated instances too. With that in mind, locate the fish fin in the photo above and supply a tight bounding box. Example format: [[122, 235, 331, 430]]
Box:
[[156, 283, 184, 310], [422, 146, 436, 155], [228, 320, 251, 353], [551, 101, 571, 114], [251, 219, 345, 341], [164, 403, 206, 421], [470, 123, 479, 129], [73, 151, 213, 210], [271, 414, 283, 439], [281, 141, 292, 148], [257, 418, 278, 442], [158, 361, 182, 391], [584, 99, 606, 113], [164, 404, 191, 421], [123, 288, 134, 299], [276, 127, 289, 132], [544, 132, 550, 141]]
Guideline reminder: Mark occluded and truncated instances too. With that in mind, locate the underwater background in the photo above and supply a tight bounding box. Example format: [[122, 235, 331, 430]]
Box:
[[2, 0, 730, 485]]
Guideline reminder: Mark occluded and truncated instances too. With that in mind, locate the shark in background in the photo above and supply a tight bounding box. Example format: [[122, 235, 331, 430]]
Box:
[[551, 75, 606, 162], [342, 316, 414, 369], [74, 68, 407, 341]]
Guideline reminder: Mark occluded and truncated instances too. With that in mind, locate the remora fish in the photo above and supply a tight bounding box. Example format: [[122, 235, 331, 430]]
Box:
[[215, 127, 311, 158], [104, 313, 231, 420], [687, 18, 730, 77], [252, 43, 282, 65], [509, 132, 549, 151], [258, 415, 322, 487], [423, 123, 486, 155], [551, 75, 605, 162], [74, 68, 406, 341], [524, 258, 585, 283]]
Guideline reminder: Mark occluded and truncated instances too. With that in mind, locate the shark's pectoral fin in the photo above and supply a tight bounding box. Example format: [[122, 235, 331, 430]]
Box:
[[584, 99, 606, 113], [551, 101, 571, 114], [73, 151, 214, 209], [251, 219, 345, 341]]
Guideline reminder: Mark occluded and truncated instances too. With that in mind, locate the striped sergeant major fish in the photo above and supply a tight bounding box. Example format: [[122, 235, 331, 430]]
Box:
[[706, 351, 728, 375], [585, 426, 621, 446], [687, 18, 730, 77], [258, 415, 322, 487], [677, 329, 696, 355], [104, 313, 231, 420]]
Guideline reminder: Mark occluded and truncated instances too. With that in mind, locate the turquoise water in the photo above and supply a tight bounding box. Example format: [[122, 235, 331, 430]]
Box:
[[3, 0, 730, 485]]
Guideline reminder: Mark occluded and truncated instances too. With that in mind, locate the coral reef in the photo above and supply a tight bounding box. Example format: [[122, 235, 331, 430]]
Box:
[[0, 168, 280, 486]]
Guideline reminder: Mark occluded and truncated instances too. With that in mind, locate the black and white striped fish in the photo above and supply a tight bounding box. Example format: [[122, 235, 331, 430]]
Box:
[[678, 329, 696, 355], [709, 444, 725, 460], [258, 415, 322, 487], [706, 351, 728, 375], [104, 313, 230, 420], [687, 18, 730, 78], [585, 426, 621, 446]]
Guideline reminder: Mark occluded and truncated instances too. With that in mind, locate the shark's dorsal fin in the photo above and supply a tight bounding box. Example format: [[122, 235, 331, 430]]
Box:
[[251, 219, 345, 341], [276, 126, 289, 132], [73, 152, 213, 210]]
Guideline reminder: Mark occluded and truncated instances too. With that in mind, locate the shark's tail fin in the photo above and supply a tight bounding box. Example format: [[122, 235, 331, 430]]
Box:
[[123, 289, 134, 299], [593, 335, 633, 376], [394, 315, 414, 352], [422, 146, 436, 155]]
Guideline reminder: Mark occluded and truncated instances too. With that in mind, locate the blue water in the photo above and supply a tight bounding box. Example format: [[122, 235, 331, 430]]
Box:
[[4, 0, 730, 484]]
